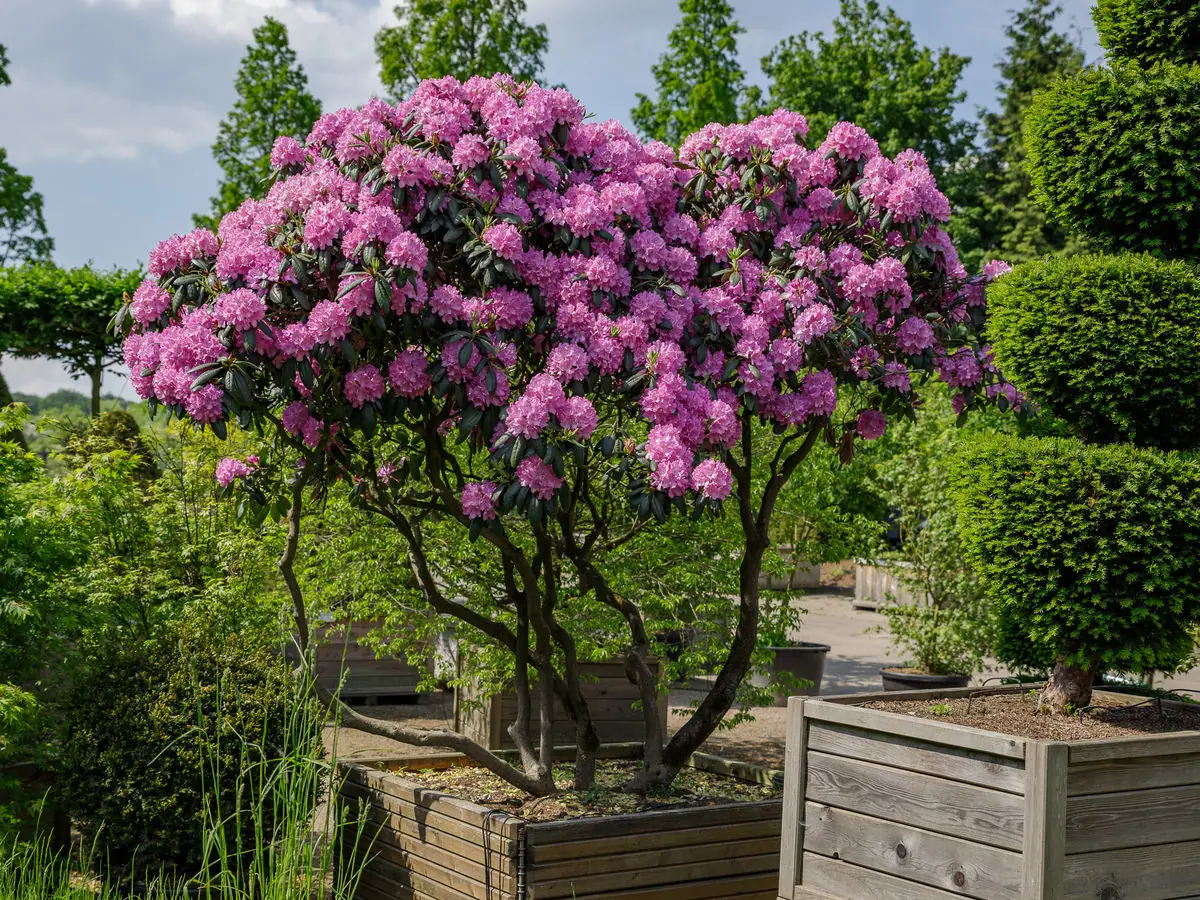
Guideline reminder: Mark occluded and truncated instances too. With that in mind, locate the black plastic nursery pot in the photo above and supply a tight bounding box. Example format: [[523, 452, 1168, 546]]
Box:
[[879, 666, 970, 692], [766, 642, 832, 706]]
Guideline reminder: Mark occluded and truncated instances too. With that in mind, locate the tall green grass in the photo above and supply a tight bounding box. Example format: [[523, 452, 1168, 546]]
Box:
[[0, 672, 375, 900]]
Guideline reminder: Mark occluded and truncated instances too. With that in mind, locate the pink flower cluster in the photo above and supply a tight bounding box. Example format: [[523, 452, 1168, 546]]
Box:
[[123, 74, 1016, 520], [215, 454, 258, 487]]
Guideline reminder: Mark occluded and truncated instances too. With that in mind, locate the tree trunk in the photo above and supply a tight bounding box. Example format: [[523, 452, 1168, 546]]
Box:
[[1042, 658, 1097, 714], [90, 358, 102, 418]]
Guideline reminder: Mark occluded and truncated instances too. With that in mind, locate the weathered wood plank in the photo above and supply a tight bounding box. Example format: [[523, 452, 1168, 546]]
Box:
[[778, 696, 808, 897], [799, 852, 974, 900], [1064, 839, 1200, 897], [803, 700, 1026, 760], [366, 837, 519, 897], [525, 817, 779, 863], [803, 801, 1022, 900], [339, 787, 518, 858], [1068, 732, 1200, 764], [688, 750, 784, 787], [1022, 741, 1068, 899], [805, 751, 1024, 851], [526, 851, 779, 899], [567, 872, 777, 900], [356, 803, 517, 872], [1065, 782, 1200, 853], [807, 720, 1026, 795], [342, 766, 524, 838], [818, 685, 1031, 705], [525, 800, 781, 845], [1067, 750, 1200, 796], [356, 853, 503, 900], [529, 835, 779, 885]]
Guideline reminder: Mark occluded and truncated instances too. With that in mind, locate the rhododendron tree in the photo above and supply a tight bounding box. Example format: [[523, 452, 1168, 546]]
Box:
[[119, 74, 1013, 795]]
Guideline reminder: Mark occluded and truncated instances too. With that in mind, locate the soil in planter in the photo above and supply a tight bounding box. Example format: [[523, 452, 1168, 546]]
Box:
[[864, 691, 1200, 741], [390, 758, 780, 822]]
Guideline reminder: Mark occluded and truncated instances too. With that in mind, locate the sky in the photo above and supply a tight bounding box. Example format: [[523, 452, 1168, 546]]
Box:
[[0, 0, 1100, 398]]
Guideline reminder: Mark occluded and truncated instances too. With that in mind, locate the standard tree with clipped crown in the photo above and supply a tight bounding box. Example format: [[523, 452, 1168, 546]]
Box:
[[958, 0, 1200, 713]]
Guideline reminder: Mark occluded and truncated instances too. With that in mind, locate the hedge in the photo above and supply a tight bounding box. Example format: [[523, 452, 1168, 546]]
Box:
[[1025, 62, 1200, 259], [951, 434, 1200, 677], [986, 253, 1200, 449], [1093, 0, 1200, 66]]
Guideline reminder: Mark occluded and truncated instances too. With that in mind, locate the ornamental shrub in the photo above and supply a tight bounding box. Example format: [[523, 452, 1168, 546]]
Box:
[[120, 75, 1011, 794], [58, 621, 318, 878], [952, 434, 1200, 683], [987, 253, 1200, 449], [1024, 62, 1200, 259], [1093, 0, 1200, 66]]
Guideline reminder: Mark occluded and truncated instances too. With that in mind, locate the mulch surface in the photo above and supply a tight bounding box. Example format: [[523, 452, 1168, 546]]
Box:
[[864, 691, 1200, 741]]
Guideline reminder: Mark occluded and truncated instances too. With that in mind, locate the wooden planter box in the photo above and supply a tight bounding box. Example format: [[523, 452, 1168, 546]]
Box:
[[315, 618, 423, 702], [777, 686, 1200, 900], [339, 749, 783, 900], [852, 559, 923, 611], [454, 660, 669, 751]]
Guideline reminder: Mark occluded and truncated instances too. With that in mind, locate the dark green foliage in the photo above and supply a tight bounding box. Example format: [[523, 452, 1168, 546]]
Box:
[[1025, 62, 1200, 259], [58, 622, 317, 877], [0, 264, 143, 416], [755, 0, 974, 175], [948, 0, 1087, 271], [375, 0, 549, 102], [631, 0, 750, 146], [952, 435, 1200, 676], [987, 254, 1200, 449], [196, 17, 321, 231], [1093, 0, 1200, 65]]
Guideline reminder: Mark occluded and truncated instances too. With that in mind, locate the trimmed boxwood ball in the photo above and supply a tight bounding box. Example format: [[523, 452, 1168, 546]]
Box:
[[986, 254, 1200, 449], [58, 623, 319, 878], [1093, 0, 1200, 66], [951, 434, 1200, 683], [1025, 62, 1200, 259]]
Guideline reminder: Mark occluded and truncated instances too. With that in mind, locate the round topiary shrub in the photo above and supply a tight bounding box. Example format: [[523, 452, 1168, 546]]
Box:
[[951, 434, 1200, 711], [1093, 0, 1200, 66], [1025, 62, 1200, 258], [986, 253, 1200, 449], [58, 621, 319, 879]]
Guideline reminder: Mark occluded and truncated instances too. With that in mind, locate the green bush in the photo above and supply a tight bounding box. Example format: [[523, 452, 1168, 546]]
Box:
[[951, 434, 1200, 677], [987, 254, 1200, 449], [1093, 0, 1200, 66], [58, 620, 319, 878], [1025, 62, 1200, 258]]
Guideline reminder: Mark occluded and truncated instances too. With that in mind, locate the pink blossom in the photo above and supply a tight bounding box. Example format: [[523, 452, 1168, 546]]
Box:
[[516, 457, 563, 500], [388, 349, 431, 397], [483, 222, 524, 261], [215, 455, 258, 487], [857, 410, 887, 440], [895, 317, 935, 355], [691, 458, 732, 500], [557, 395, 598, 438], [344, 364, 385, 408], [462, 481, 498, 520]]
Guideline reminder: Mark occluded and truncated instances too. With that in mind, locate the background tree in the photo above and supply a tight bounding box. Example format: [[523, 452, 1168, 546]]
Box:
[[0, 44, 53, 268], [631, 0, 749, 145], [194, 18, 321, 231], [374, 0, 549, 101], [0, 264, 142, 417], [756, 0, 974, 176], [949, 0, 1087, 271]]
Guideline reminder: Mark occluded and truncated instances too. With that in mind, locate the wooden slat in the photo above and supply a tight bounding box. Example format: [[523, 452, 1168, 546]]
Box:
[[366, 835, 518, 897], [799, 852, 972, 900], [807, 720, 1026, 795], [356, 803, 517, 871], [1064, 839, 1200, 897], [778, 696, 808, 897], [1065, 783, 1200, 853], [1068, 750, 1200, 796], [568, 872, 777, 900], [1022, 742, 1067, 899], [805, 751, 1024, 851], [529, 835, 778, 885], [526, 851, 779, 899], [688, 751, 784, 787], [804, 802, 1022, 900], [341, 766, 524, 838], [525, 800, 780, 845], [803, 700, 1026, 760], [525, 817, 779, 864], [1068, 732, 1200, 764], [818, 685, 1032, 706], [339, 784, 519, 856], [356, 852, 504, 900]]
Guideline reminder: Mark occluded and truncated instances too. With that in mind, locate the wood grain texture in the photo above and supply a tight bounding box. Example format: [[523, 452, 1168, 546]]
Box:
[[799, 852, 976, 900], [524, 817, 779, 864], [807, 720, 1025, 795], [803, 699, 1026, 760], [525, 799, 781, 845], [1021, 742, 1068, 899], [1067, 732, 1200, 764], [803, 801, 1022, 900], [1067, 750, 1200, 796], [804, 751, 1025, 851], [778, 696, 808, 896], [1063, 839, 1200, 898], [1065, 782, 1200, 853], [526, 851, 780, 899]]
